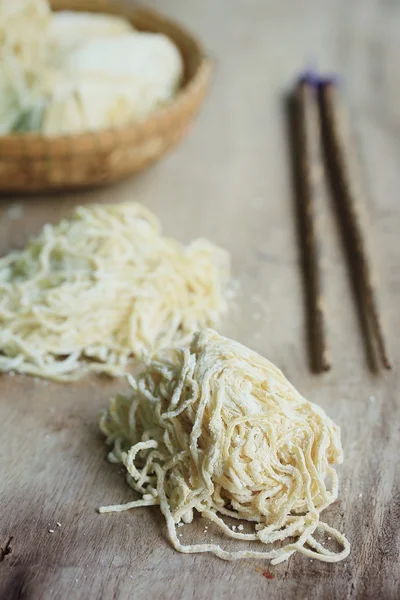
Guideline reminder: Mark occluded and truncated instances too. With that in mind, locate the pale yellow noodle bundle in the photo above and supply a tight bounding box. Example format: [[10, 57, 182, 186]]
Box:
[[0, 204, 229, 380], [99, 329, 350, 565]]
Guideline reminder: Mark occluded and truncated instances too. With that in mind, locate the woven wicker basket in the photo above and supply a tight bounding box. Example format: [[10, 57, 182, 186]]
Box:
[[0, 0, 211, 192]]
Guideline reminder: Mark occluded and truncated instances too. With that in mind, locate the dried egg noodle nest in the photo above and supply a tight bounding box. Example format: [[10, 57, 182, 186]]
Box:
[[99, 329, 350, 565], [0, 205, 229, 381]]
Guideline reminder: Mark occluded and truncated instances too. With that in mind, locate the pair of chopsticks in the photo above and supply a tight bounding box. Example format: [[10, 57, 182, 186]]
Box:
[[290, 70, 391, 373]]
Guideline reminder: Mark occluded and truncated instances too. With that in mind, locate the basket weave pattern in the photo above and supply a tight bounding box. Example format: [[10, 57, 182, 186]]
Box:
[[0, 0, 211, 191]]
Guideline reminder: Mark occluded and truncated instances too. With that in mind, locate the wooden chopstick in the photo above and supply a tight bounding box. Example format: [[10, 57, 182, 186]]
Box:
[[291, 75, 331, 372], [319, 80, 392, 370]]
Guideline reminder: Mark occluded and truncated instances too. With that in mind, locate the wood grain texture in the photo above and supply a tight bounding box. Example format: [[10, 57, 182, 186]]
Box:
[[0, 0, 399, 598]]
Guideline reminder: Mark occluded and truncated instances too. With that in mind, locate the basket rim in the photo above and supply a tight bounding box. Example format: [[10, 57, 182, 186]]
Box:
[[0, 3, 212, 155]]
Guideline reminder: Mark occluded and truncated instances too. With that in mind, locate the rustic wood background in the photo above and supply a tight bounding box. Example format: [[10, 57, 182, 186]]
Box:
[[1, 0, 399, 598]]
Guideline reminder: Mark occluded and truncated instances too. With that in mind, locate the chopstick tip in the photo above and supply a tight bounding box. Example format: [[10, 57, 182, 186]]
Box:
[[383, 357, 392, 370], [320, 353, 332, 372]]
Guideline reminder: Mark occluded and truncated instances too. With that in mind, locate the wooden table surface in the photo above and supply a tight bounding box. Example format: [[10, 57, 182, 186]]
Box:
[[1, 1, 399, 598]]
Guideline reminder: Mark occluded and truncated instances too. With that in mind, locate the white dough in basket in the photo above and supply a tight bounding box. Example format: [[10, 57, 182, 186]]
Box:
[[49, 10, 135, 62], [21, 32, 183, 134]]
